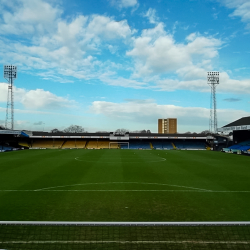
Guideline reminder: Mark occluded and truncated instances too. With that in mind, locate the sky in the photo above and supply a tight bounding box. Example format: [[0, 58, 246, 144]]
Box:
[[0, 0, 250, 133]]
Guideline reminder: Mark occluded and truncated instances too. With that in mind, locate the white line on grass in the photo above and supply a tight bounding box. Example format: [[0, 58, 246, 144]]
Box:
[[2, 240, 249, 244], [1, 190, 250, 193], [34, 182, 211, 192], [75, 157, 166, 163]]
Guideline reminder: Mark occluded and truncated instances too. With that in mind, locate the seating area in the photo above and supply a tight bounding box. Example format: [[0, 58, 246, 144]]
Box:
[[223, 140, 250, 152], [152, 140, 205, 150], [129, 141, 151, 149], [97, 141, 109, 149], [62, 140, 86, 149], [75, 141, 86, 148], [31, 140, 63, 149], [20, 139, 208, 150], [109, 142, 119, 149], [18, 141, 30, 148], [173, 140, 206, 150], [152, 141, 173, 149], [86, 141, 98, 149], [0, 145, 13, 151]]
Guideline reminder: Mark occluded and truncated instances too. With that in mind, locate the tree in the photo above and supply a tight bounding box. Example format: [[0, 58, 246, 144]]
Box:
[[51, 128, 63, 133], [115, 129, 129, 134], [64, 125, 86, 133], [200, 130, 210, 135], [0, 125, 6, 130]]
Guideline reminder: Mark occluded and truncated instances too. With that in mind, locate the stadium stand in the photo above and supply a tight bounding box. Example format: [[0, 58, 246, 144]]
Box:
[[86, 141, 98, 149], [152, 141, 173, 149], [173, 140, 206, 150], [0, 145, 13, 151], [97, 141, 109, 149], [62, 140, 75, 148], [31, 140, 64, 149], [151, 141, 163, 149], [18, 141, 30, 148], [62, 140, 86, 149], [109, 142, 119, 149], [75, 140, 86, 148], [222, 140, 250, 153], [129, 141, 151, 149]]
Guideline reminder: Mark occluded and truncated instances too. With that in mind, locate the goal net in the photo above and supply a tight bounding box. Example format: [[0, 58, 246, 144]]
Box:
[[0, 221, 250, 250]]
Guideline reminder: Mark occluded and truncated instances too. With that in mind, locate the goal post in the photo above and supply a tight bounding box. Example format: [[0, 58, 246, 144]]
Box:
[[109, 142, 129, 149], [0, 221, 250, 250]]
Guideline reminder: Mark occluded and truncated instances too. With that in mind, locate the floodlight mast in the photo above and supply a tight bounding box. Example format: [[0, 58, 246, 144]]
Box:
[[207, 72, 219, 134], [4, 65, 17, 130]]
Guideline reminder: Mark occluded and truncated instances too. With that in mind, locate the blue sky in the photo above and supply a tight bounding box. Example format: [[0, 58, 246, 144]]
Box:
[[0, 0, 249, 133]]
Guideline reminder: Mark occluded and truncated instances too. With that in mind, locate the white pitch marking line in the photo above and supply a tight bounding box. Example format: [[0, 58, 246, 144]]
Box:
[[2, 240, 250, 244], [1, 190, 250, 193], [34, 181, 212, 192], [75, 157, 166, 163]]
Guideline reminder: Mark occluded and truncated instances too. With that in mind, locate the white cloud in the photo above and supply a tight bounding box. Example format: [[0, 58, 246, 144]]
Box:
[[90, 99, 249, 131], [100, 74, 148, 89], [0, 0, 61, 35], [155, 71, 250, 94], [0, 82, 26, 102], [0, 0, 134, 81], [221, 0, 250, 29], [144, 8, 158, 24], [0, 82, 75, 110], [127, 24, 222, 77], [218, 72, 250, 94], [156, 78, 209, 92], [86, 15, 134, 40], [110, 0, 138, 9], [21, 89, 74, 110]]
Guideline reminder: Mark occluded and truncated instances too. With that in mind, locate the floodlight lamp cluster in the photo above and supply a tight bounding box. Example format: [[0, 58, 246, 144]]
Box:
[[4, 65, 17, 79], [4, 65, 17, 70], [207, 71, 219, 85], [207, 72, 219, 76]]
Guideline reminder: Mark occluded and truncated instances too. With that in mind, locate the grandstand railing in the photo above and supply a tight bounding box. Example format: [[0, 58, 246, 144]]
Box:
[[0, 221, 249, 249]]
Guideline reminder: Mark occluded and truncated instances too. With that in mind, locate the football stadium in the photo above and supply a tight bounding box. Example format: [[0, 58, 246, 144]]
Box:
[[1, 68, 250, 250], [1, 66, 250, 250], [1, 1, 250, 248], [1, 119, 250, 249]]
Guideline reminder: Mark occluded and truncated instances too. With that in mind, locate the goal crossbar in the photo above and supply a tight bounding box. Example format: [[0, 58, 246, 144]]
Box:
[[1, 221, 250, 226]]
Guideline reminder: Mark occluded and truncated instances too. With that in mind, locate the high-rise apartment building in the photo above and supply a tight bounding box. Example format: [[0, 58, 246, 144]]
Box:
[[158, 118, 177, 134]]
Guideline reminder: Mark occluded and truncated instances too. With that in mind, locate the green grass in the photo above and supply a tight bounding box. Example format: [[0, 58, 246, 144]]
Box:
[[0, 149, 250, 222]]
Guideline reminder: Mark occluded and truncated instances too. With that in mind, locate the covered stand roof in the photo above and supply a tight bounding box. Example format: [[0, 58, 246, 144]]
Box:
[[222, 116, 250, 128], [218, 116, 250, 132]]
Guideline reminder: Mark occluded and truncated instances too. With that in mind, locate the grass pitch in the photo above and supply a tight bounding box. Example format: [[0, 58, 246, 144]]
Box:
[[0, 149, 250, 222]]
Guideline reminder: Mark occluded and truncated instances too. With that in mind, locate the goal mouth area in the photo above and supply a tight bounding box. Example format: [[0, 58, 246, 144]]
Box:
[[1, 221, 250, 250]]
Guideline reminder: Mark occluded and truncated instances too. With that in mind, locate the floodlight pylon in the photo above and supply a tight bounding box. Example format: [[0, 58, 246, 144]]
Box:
[[207, 72, 219, 134], [4, 65, 17, 130]]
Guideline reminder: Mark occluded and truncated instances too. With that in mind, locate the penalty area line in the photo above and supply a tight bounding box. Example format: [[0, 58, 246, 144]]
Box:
[[1, 190, 250, 193], [1, 240, 250, 244], [34, 181, 212, 192]]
